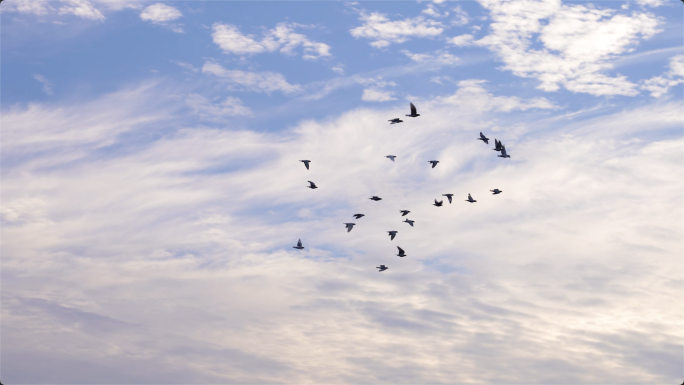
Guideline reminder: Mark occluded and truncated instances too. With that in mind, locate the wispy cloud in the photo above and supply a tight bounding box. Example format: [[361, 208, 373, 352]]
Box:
[[32, 74, 55, 95], [641, 55, 684, 97], [201, 61, 303, 95], [350, 11, 445, 48], [185, 94, 253, 120]]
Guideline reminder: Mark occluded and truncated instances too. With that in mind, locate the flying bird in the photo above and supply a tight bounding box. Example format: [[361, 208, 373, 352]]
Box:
[[442, 194, 454, 204], [397, 246, 406, 257], [307, 181, 318, 189], [491, 189, 502, 195], [293, 239, 304, 250], [403, 219, 415, 227], [389, 118, 403, 124], [493, 139, 502, 152], [344, 223, 356, 233], [465, 193, 477, 203], [428, 160, 439, 168], [353, 214, 365, 219], [498, 145, 511, 158], [385, 155, 396, 162], [478, 132, 489, 144], [406, 102, 420, 117], [433, 199, 443, 207], [369, 196, 382, 201], [377, 265, 388, 272], [300, 160, 311, 170], [400, 210, 410, 216], [387, 231, 398, 241]]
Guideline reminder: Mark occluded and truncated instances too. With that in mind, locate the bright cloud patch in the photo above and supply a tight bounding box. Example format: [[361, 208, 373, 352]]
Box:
[[641, 55, 684, 97], [476, 0, 660, 96], [448, 34, 474, 47], [212, 23, 331, 60], [185, 94, 253, 120], [140, 3, 183, 31], [350, 12, 445, 48], [361, 89, 396, 102], [202, 61, 303, 95], [58, 0, 105, 21]]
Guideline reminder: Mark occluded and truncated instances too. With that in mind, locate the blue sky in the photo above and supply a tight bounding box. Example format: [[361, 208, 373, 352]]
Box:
[[2, 0, 683, 383]]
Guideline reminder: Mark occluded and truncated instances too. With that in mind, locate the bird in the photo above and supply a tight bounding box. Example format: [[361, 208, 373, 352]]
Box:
[[307, 181, 318, 189], [369, 196, 382, 201], [387, 231, 398, 240], [344, 223, 356, 232], [465, 193, 477, 203], [406, 102, 420, 117], [478, 132, 489, 144], [400, 210, 410, 216], [388, 118, 403, 124], [433, 199, 443, 207], [428, 160, 439, 168], [397, 246, 406, 257], [377, 265, 388, 272], [491, 189, 502, 195], [442, 194, 454, 204], [403, 219, 414, 227], [353, 214, 365, 219], [385, 155, 396, 162], [498, 145, 510, 158], [493, 139, 502, 152], [293, 239, 304, 250], [300, 160, 311, 170]]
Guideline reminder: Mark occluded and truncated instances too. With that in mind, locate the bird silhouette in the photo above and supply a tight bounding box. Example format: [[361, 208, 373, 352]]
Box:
[[428, 160, 439, 168], [300, 160, 311, 170], [478, 132, 489, 144], [498, 145, 510, 158], [400, 210, 410, 216], [344, 223, 356, 233], [388, 118, 403, 124], [387, 231, 398, 240], [385, 155, 396, 162], [377, 265, 388, 272], [353, 214, 365, 219], [433, 199, 443, 207], [465, 193, 477, 203], [406, 102, 420, 117], [369, 196, 382, 201], [493, 139, 502, 152], [397, 246, 406, 257], [293, 239, 304, 250], [491, 189, 502, 195], [442, 194, 454, 204], [307, 181, 318, 189], [403, 219, 415, 227]]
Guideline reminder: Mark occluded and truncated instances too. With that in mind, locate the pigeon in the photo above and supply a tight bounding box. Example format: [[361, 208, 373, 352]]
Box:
[[293, 239, 304, 250], [353, 214, 365, 219], [442, 194, 454, 204], [307, 181, 318, 189], [428, 160, 439, 168], [369, 196, 382, 201], [465, 193, 477, 203], [377, 265, 388, 272], [493, 139, 502, 152], [385, 155, 396, 162], [478, 132, 489, 144], [491, 189, 502, 195], [389, 118, 403, 124], [397, 246, 406, 257], [344, 223, 356, 233], [406, 102, 420, 118], [498, 145, 511, 158], [433, 199, 443, 207], [300, 160, 311, 170], [403, 219, 415, 227], [387, 231, 398, 241], [400, 210, 410, 216]]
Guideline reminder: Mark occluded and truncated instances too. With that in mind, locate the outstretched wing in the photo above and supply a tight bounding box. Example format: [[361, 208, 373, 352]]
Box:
[[297, 239, 302, 247], [501, 146, 507, 156], [397, 246, 404, 253], [410, 102, 417, 115]]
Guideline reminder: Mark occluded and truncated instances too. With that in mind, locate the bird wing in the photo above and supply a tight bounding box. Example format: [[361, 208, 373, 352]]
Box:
[[501, 146, 507, 156], [410, 103, 417, 115], [297, 239, 302, 246]]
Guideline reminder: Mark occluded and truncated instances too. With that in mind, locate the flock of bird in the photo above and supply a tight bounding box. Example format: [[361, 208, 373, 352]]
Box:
[[293, 103, 511, 272]]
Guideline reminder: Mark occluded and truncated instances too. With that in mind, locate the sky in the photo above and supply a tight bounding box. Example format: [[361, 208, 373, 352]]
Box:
[[1, 0, 683, 383]]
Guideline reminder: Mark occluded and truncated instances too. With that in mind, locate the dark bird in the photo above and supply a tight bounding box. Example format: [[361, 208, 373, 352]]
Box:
[[369, 196, 382, 201], [433, 199, 443, 207], [406, 102, 420, 117], [353, 213, 365, 219], [491, 189, 502, 195], [293, 239, 304, 250], [442, 193, 454, 204], [478, 132, 489, 144], [493, 139, 502, 152], [428, 160, 439, 168], [307, 181, 318, 189], [400, 210, 410, 216], [389, 118, 403, 124], [387, 230, 398, 240], [300, 160, 311, 170], [377, 265, 388, 272], [385, 155, 396, 162], [403, 219, 415, 227], [344, 223, 356, 232], [498, 145, 511, 158], [397, 246, 406, 257], [465, 193, 477, 203]]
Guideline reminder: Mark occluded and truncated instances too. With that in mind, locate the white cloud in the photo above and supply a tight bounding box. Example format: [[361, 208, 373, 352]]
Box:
[[635, 0, 663, 7], [202, 61, 303, 95], [475, 0, 661, 96], [173, 61, 200, 73], [140, 3, 183, 32], [33, 74, 55, 96], [361, 89, 396, 102], [350, 12, 445, 48], [211, 23, 331, 60], [4, 0, 51, 15], [450, 5, 469, 26], [435, 79, 558, 112], [58, 0, 105, 21], [641, 55, 684, 97], [185, 94, 253, 120], [448, 34, 474, 47], [402, 50, 460, 66]]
